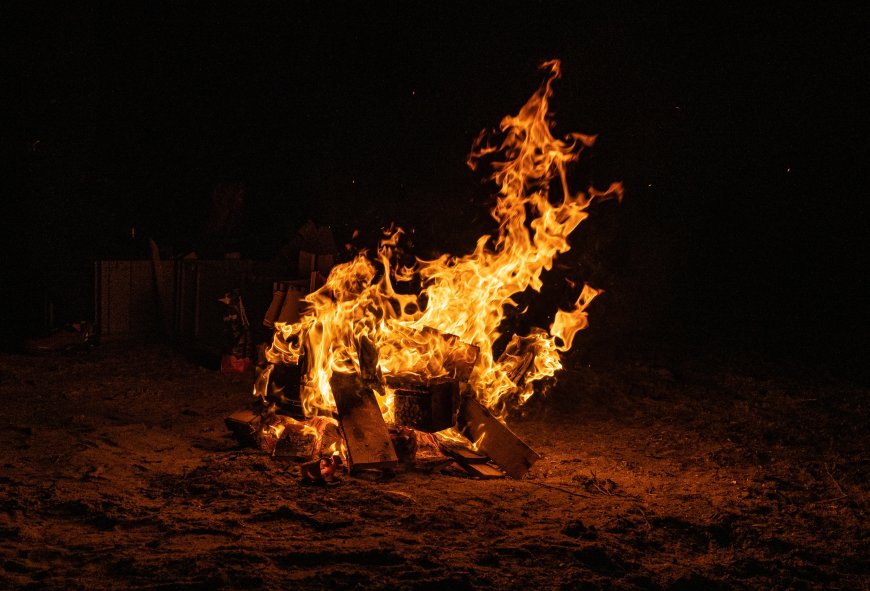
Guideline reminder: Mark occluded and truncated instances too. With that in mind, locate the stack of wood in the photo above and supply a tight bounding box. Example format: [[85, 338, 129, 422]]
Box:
[[226, 325, 544, 481]]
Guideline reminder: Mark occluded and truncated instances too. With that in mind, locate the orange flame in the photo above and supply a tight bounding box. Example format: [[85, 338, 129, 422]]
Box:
[[264, 59, 622, 422]]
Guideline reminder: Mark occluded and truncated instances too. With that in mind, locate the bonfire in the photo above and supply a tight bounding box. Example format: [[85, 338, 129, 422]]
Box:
[[230, 59, 623, 480]]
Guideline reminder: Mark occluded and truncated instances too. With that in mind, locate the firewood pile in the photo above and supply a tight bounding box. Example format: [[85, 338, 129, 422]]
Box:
[[226, 304, 540, 483]]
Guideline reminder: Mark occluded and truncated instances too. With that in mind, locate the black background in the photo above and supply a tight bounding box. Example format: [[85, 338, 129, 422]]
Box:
[[3, 2, 868, 379]]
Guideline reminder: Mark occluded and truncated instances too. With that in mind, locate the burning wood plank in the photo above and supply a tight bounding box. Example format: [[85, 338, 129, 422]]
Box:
[[457, 395, 540, 479], [329, 372, 397, 472]]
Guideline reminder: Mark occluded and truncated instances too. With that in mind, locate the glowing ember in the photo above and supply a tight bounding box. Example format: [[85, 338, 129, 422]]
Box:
[[259, 59, 622, 429]]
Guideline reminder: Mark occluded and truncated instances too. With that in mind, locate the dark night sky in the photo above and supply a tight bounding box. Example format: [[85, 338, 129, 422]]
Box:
[[4, 2, 868, 376]]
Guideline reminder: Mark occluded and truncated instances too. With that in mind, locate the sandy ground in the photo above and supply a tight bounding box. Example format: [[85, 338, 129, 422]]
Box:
[[1, 341, 867, 590]]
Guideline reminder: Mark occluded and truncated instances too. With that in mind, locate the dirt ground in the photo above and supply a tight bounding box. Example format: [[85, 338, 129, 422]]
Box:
[[1, 340, 867, 590]]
